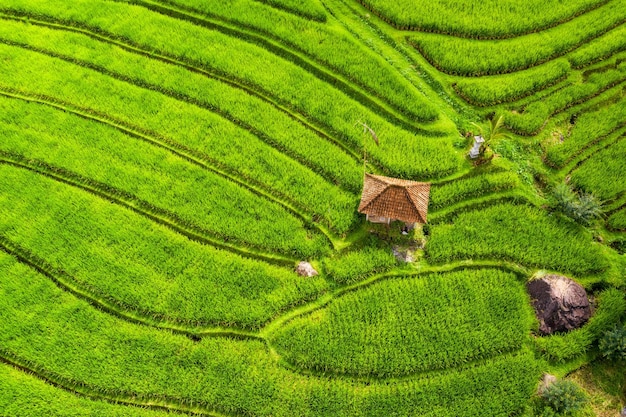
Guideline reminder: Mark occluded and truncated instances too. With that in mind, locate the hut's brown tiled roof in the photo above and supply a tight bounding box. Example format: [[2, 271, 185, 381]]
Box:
[[358, 174, 431, 224]]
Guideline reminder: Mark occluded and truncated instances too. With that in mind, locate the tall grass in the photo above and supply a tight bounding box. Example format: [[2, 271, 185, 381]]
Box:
[[0, 96, 329, 257], [429, 171, 520, 210], [608, 208, 626, 230], [426, 203, 608, 275], [0, 6, 461, 179], [545, 95, 626, 167], [0, 165, 329, 330], [271, 269, 535, 377], [571, 138, 626, 200], [569, 23, 626, 68], [508, 64, 626, 135], [0, 362, 179, 417], [117, 0, 436, 121], [0, 43, 361, 233], [322, 246, 397, 285], [454, 60, 570, 106], [253, 0, 326, 22], [0, 251, 541, 416], [358, 0, 606, 37], [409, 1, 626, 76]]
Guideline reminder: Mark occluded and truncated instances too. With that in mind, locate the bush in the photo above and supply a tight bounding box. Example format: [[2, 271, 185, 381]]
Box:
[[541, 380, 587, 415], [599, 324, 626, 361], [551, 183, 602, 225]]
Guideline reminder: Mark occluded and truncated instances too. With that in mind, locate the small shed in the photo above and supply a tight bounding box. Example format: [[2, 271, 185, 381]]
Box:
[[358, 173, 431, 227]]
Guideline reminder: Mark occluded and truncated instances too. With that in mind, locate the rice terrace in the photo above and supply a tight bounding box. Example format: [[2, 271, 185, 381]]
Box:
[[1, 0, 626, 415]]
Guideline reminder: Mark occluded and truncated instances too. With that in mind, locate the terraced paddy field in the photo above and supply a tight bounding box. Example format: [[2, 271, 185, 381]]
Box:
[[0, 0, 625, 416]]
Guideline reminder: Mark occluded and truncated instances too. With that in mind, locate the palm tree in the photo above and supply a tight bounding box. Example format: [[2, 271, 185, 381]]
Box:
[[471, 114, 511, 157]]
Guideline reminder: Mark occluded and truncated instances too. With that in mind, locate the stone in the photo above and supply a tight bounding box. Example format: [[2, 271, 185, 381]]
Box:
[[527, 275, 591, 335], [621, 406, 626, 417], [296, 261, 318, 277], [537, 373, 557, 395]]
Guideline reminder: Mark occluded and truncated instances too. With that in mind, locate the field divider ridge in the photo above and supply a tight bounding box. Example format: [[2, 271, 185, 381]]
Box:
[[0, 37, 360, 194], [0, 234, 268, 340], [114, 0, 438, 129], [0, 88, 341, 247], [0, 152, 297, 266], [0, 11, 388, 170], [260, 262, 531, 338], [0, 349, 227, 416]]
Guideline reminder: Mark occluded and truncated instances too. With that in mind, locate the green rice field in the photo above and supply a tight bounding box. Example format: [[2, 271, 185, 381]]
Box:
[[0, 0, 625, 415]]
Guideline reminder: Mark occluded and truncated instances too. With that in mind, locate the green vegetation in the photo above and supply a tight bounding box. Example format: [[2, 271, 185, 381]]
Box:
[[0, 165, 329, 330], [599, 324, 626, 361], [1, 0, 625, 414], [608, 207, 626, 230], [0, 252, 542, 416], [0, 362, 179, 417], [0, 12, 461, 179], [272, 269, 534, 377], [409, 0, 626, 76], [429, 170, 520, 210], [454, 60, 571, 106], [426, 204, 608, 274], [0, 95, 330, 257], [571, 138, 626, 201], [545, 97, 626, 167], [253, 0, 327, 22], [540, 380, 588, 416], [508, 66, 626, 135], [322, 246, 397, 284], [550, 184, 603, 226], [358, 0, 606, 37], [118, 0, 437, 122]]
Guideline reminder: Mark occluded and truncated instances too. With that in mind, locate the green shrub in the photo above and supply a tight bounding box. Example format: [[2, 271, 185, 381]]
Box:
[[541, 380, 587, 415], [550, 183, 603, 226], [599, 324, 626, 361]]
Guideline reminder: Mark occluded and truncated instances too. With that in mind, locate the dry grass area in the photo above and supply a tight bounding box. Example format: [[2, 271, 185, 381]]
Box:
[[569, 359, 625, 417]]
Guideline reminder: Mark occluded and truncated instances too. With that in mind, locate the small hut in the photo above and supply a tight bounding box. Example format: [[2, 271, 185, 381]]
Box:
[[358, 174, 431, 228]]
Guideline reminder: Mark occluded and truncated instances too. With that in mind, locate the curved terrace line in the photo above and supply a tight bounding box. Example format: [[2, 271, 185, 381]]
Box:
[[112, 0, 438, 128], [356, 0, 611, 40], [0, 153, 297, 266], [0, 351, 226, 417], [259, 262, 531, 338], [0, 237, 265, 341], [408, 16, 626, 78], [0, 12, 383, 168], [0, 38, 360, 195], [0, 89, 340, 247]]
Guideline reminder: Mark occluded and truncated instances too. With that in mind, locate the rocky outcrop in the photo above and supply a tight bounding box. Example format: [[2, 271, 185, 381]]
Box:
[[527, 275, 591, 335], [296, 261, 318, 277]]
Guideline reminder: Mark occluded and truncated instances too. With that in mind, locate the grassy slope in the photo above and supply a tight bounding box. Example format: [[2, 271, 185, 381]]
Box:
[[0, 0, 624, 415]]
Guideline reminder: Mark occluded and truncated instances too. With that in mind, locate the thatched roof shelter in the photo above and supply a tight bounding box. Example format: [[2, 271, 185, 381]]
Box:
[[358, 174, 431, 225]]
